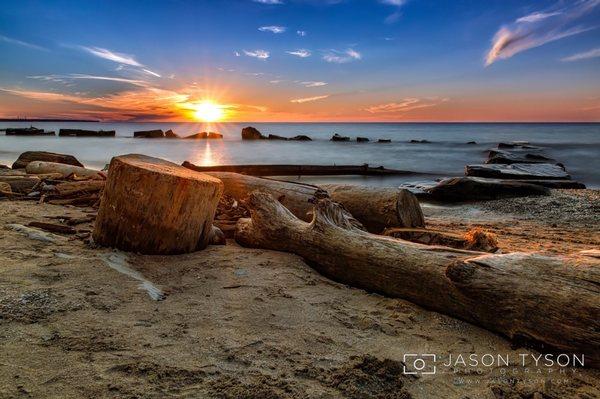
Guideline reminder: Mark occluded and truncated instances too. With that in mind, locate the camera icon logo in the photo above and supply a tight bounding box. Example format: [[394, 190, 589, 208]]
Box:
[[403, 354, 437, 375]]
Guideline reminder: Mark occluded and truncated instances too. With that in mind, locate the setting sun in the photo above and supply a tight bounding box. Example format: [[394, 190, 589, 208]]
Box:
[[193, 101, 225, 122]]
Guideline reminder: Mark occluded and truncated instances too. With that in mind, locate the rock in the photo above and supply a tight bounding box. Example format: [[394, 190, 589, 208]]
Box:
[[486, 150, 553, 165], [467, 141, 477, 144], [241, 126, 265, 140], [5, 127, 54, 136], [426, 177, 550, 202], [290, 135, 312, 141], [267, 134, 288, 140], [356, 137, 369, 142], [134, 129, 164, 138], [59, 129, 115, 137], [184, 132, 223, 139], [410, 139, 430, 143], [331, 133, 350, 142], [498, 142, 539, 150], [465, 163, 570, 180], [507, 180, 586, 189], [165, 129, 179, 138], [0, 165, 8, 169], [377, 139, 391, 143], [12, 151, 84, 169]]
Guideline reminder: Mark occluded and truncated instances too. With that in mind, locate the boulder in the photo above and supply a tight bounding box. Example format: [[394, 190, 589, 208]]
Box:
[[485, 150, 553, 164], [59, 129, 115, 137], [377, 139, 391, 143], [466, 141, 477, 144], [425, 177, 550, 202], [356, 137, 369, 142], [134, 129, 164, 138], [331, 133, 350, 142], [165, 129, 179, 138], [498, 142, 539, 150], [241, 126, 265, 140], [465, 163, 570, 180], [184, 132, 223, 139], [5, 127, 54, 136], [0, 165, 8, 169], [12, 151, 84, 169], [267, 134, 288, 140], [290, 135, 312, 141], [410, 139, 431, 143]]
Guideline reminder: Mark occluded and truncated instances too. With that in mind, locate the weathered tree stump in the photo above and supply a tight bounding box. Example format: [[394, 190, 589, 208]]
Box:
[[93, 154, 223, 254]]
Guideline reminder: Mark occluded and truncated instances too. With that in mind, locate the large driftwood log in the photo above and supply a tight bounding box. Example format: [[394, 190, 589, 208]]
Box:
[[26, 161, 105, 180], [12, 151, 84, 169], [321, 184, 424, 232], [93, 154, 223, 254], [235, 192, 600, 366]]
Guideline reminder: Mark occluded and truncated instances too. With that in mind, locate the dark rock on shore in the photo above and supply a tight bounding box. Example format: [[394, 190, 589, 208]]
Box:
[[509, 180, 586, 189], [6, 127, 55, 136], [425, 177, 550, 202], [290, 135, 312, 141], [12, 151, 84, 169], [356, 137, 369, 142], [467, 141, 477, 144], [486, 150, 553, 165], [378, 139, 391, 143], [268, 134, 288, 140], [410, 139, 430, 143], [466, 163, 570, 180], [498, 142, 539, 150], [241, 126, 265, 140], [331, 133, 350, 142], [59, 129, 115, 137], [134, 129, 164, 138], [184, 132, 223, 139], [0, 165, 8, 169], [165, 129, 179, 138]]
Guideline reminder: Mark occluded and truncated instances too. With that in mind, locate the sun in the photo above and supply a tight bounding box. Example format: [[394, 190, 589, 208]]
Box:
[[193, 101, 225, 122]]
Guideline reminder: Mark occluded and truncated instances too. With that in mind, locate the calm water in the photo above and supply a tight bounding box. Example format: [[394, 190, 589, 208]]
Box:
[[1, 122, 599, 188]]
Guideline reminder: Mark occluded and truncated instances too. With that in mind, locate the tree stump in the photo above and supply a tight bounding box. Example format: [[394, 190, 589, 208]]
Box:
[[93, 154, 223, 254]]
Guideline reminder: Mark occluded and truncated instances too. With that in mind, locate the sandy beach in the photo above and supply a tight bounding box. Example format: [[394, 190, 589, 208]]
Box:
[[1, 188, 599, 399]]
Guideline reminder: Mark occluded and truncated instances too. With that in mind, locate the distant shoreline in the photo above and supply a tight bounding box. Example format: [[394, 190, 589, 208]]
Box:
[[0, 118, 99, 123]]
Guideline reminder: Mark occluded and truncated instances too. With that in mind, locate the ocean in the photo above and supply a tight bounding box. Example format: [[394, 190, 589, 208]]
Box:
[[1, 122, 599, 188]]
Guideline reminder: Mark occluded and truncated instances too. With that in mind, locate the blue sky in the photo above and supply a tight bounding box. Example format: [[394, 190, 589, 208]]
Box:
[[0, 0, 599, 121]]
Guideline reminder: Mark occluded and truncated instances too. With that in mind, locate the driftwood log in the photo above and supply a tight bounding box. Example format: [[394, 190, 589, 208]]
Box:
[[93, 154, 223, 254], [235, 192, 600, 366], [321, 184, 424, 232], [184, 161, 416, 176], [26, 161, 105, 180]]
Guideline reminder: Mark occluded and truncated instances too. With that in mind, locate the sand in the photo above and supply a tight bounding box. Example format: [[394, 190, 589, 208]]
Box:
[[1, 190, 599, 398]]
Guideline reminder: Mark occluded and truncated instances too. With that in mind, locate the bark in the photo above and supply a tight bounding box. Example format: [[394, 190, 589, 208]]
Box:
[[93, 154, 223, 254], [25, 161, 105, 180], [183, 161, 416, 176], [235, 191, 600, 366], [321, 184, 424, 232]]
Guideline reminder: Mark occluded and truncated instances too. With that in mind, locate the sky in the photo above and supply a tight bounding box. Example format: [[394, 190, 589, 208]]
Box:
[[0, 0, 599, 122]]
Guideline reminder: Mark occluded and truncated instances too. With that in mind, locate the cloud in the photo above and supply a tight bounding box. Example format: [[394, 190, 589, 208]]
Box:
[[269, 79, 284, 84], [253, 0, 283, 3], [380, 0, 407, 24], [365, 98, 447, 114], [79, 46, 143, 67], [485, 0, 599, 66], [0, 34, 47, 51], [561, 47, 600, 61], [286, 49, 311, 57], [323, 49, 361, 63], [290, 95, 329, 103], [297, 30, 307, 36], [259, 25, 286, 33], [380, 0, 405, 5], [28, 74, 148, 87], [244, 49, 270, 59], [301, 81, 327, 87], [142, 68, 161, 78]]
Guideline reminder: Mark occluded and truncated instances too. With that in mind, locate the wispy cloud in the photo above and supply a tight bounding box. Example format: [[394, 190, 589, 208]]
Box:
[[259, 25, 286, 33], [0, 34, 47, 51], [301, 81, 327, 87], [323, 49, 361, 63], [29, 74, 148, 87], [79, 46, 143, 66], [297, 30, 307, 36], [485, 0, 599, 66], [286, 49, 311, 58], [253, 0, 283, 4], [142, 68, 161, 77], [561, 47, 600, 62], [290, 95, 329, 103], [244, 49, 270, 59], [380, 0, 407, 24], [365, 98, 447, 114]]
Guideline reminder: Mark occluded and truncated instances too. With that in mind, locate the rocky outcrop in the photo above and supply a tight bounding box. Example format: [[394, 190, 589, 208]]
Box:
[[59, 129, 115, 137], [184, 132, 223, 139], [12, 151, 84, 169], [268, 134, 288, 140], [486, 150, 552, 164], [5, 127, 54, 136], [134, 129, 164, 138], [165, 129, 179, 138], [410, 139, 430, 143], [425, 177, 550, 202], [290, 135, 312, 141], [356, 137, 369, 142], [241, 126, 265, 140], [465, 163, 570, 180], [377, 139, 391, 143], [331, 133, 350, 142]]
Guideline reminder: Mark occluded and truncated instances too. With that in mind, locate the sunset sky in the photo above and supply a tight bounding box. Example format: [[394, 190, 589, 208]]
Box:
[[1, 0, 599, 122]]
